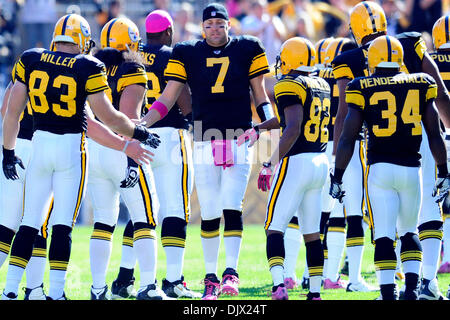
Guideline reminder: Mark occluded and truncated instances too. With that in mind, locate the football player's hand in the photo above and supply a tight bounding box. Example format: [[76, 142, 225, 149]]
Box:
[[124, 140, 154, 165], [133, 124, 161, 149], [432, 174, 450, 203], [120, 157, 140, 188], [329, 172, 345, 203], [258, 162, 273, 192], [237, 127, 260, 147], [2, 148, 25, 180]]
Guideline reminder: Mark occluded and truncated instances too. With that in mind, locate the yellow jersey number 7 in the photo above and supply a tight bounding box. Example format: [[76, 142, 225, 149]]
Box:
[[206, 57, 229, 94]]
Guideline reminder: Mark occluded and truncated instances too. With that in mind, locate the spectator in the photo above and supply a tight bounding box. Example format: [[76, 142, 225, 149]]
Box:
[[173, 2, 201, 43], [404, 0, 442, 34], [240, 0, 287, 65], [381, 0, 408, 35], [234, 0, 252, 21], [19, 0, 57, 51]]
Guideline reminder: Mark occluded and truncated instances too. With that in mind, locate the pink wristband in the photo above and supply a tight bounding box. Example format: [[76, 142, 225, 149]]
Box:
[[150, 101, 169, 119]]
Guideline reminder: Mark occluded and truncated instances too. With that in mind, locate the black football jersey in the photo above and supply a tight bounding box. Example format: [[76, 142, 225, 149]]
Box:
[[430, 50, 450, 90], [164, 35, 270, 140], [94, 48, 147, 111], [273, 74, 331, 157], [331, 32, 426, 80], [140, 43, 189, 130], [15, 48, 109, 134], [315, 67, 338, 141], [11, 62, 33, 140], [346, 72, 437, 167]]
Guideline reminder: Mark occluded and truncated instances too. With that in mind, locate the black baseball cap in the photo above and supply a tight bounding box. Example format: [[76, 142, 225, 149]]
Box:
[[202, 3, 229, 22]]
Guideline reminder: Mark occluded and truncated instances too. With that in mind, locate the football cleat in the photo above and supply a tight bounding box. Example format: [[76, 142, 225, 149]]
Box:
[[201, 274, 221, 300], [220, 268, 240, 296], [137, 282, 174, 300], [437, 261, 450, 274], [305, 292, 321, 300], [284, 277, 299, 290], [346, 279, 379, 292], [46, 292, 68, 300], [323, 277, 347, 289], [271, 284, 288, 300], [111, 277, 137, 299], [399, 288, 419, 300], [162, 276, 202, 299], [376, 284, 398, 300], [418, 278, 448, 300], [301, 276, 309, 290], [90, 285, 110, 300], [24, 283, 47, 300], [1, 292, 17, 300]]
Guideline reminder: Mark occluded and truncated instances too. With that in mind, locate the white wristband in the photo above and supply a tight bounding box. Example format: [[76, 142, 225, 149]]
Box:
[[122, 140, 130, 153]]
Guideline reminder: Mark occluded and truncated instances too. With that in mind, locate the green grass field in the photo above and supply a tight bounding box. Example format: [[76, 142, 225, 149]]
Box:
[[0, 224, 449, 300]]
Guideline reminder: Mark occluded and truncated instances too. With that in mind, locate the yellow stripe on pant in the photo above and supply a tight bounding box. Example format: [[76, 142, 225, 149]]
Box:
[[72, 132, 87, 227], [265, 158, 289, 230], [179, 129, 190, 222]]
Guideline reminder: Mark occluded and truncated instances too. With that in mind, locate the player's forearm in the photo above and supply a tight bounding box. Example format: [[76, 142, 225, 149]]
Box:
[[257, 117, 280, 131], [1, 82, 12, 118], [332, 111, 345, 155], [2, 118, 20, 150], [334, 134, 356, 172], [428, 134, 448, 167], [141, 82, 182, 127], [268, 125, 299, 165], [86, 117, 127, 152], [435, 91, 450, 128]]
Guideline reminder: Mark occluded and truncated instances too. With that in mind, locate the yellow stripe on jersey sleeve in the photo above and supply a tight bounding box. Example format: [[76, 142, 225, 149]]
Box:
[[249, 52, 269, 77], [15, 60, 26, 83], [117, 72, 148, 93], [274, 79, 307, 105], [440, 72, 450, 81], [414, 38, 427, 61], [164, 59, 187, 81], [11, 62, 17, 82], [86, 72, 109, 93], [426, 84, 438, 101], [345, 90, 365, 108], [332, 64, 354, 80]]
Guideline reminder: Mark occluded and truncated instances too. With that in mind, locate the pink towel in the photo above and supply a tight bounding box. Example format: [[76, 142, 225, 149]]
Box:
[[211, 140, 234, 169]]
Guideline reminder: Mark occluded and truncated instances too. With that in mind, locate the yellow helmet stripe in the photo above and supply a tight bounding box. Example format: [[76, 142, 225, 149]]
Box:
[[317, 40, 326, 64], [363, 2, 376, 33], [61, 14, 71, 36], [334, 39, 345, 61], [445, 16, 449, 43], [106, 18, 118, 48], [306, 41, 312, 66], [386, 36, 392, 62]]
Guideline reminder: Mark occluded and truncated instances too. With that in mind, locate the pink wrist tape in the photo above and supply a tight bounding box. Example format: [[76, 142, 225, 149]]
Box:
[[150, 101, 169, 119]]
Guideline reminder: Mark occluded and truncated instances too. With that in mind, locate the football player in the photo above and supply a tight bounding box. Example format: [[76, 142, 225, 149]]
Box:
[[332, 1, 450, 297], [261, 37, 330, 300], [280, 36, 336, 291], [1, 14, 160, 300], [87, 17, 170, 300], [109, 9, 200, 300], [430, 15, 450, 276], [331, 35, 449, 300], [139, 3, 272, 300]]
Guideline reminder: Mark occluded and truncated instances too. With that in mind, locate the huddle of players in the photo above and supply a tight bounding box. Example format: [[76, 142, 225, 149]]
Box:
[[1, 1, 450, 302], [253, 2, 450, 300]]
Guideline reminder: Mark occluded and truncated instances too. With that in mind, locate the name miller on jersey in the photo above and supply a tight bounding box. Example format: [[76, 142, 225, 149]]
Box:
[[40, 52, 77, 68], [359, 73, 430, 89]]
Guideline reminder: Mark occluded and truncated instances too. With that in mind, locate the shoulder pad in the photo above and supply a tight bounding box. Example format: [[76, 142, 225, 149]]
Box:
[[396, 32, 422, 40]]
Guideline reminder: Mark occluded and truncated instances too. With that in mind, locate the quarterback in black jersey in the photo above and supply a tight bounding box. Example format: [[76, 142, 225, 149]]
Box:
[[331, 36, 449, 300], [140, 3, 272, 300], [1, 14, 159, 301]]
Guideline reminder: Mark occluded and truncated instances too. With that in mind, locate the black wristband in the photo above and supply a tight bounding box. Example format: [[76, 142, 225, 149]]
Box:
[[333, 168, 345, 183], [2, 147, 14, 159], [132, 125, 148, 142], [256, 102, 274, 122], [437, 163, 448, 178]]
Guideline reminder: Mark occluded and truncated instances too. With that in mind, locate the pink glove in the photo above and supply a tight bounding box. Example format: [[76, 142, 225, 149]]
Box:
[[237, 126, 260, 147], [258, 162, 273, 192]]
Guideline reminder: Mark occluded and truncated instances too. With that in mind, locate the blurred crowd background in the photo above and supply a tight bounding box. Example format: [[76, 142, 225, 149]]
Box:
[[0, 0, 447, 88], [0, 0, 448, 224]]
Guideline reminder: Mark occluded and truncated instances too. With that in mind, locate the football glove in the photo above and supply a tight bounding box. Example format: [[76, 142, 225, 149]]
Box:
[[258, 162, 273, 192], [237, 126, 260, 147], [120, 157, 140, 188], [132, 125, 161, 149], [2, 148, 25, 180], [329, 172, 345, 203], [432, 174, 450, 203]]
